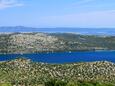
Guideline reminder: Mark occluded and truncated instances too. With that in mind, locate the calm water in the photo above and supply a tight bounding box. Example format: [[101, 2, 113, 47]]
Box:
[[0, 51, 115, 63]]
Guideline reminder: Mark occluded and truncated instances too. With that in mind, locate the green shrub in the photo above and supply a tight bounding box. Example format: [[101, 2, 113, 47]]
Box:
[[66, 81, 78, 86], [0, 83, 12, 86], [44, 80, 115, 86], [55, 80, 67, 86], [45, 79, 56, 86]]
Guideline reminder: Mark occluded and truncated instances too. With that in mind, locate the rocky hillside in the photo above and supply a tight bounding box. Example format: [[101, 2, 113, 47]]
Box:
[[0, 58, 115, 85], [0, 33, 64, 54], [0, 32, 115, 54]]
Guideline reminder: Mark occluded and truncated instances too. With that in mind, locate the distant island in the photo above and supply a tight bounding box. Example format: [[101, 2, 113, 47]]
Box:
[[0, 31, 115, 54], [0, 26, 115, 35]]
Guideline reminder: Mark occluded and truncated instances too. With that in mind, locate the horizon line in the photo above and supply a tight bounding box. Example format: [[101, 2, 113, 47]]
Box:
[[0, 26, 115, 29]]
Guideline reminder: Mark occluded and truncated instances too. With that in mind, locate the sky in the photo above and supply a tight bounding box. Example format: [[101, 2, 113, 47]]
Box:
[[0, 0, 115, 28]]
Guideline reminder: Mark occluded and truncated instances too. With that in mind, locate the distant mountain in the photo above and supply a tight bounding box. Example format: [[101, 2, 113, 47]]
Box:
[[0, 26, 115, 35]]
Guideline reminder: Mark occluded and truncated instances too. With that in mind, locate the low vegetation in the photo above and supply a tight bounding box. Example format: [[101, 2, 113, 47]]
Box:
[[0, 83, 12, 86], [44, 79, 114, 86], [0, 58, 115, 86]]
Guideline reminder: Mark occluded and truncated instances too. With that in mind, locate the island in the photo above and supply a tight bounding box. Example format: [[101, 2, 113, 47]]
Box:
[[0, 32, 115, 54]]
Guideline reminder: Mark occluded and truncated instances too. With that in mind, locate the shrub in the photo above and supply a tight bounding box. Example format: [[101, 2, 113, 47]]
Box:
[[0, 83, 12, 86]]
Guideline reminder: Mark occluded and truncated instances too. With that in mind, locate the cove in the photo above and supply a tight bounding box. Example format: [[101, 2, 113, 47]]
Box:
[[0, 51, 115, 63]]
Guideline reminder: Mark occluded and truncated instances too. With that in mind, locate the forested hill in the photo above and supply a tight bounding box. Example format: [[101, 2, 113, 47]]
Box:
[[0, 32, 115, 54]]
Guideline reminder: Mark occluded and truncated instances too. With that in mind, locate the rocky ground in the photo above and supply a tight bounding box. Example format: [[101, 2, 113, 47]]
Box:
[[0, 58, 115, 85]]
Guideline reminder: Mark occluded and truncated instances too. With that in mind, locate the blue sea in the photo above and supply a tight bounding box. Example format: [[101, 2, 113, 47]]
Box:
[[0, 51, 115, 63]]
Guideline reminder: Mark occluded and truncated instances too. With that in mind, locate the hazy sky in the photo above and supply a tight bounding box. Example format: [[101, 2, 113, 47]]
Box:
[[0, 0, 115, 28]]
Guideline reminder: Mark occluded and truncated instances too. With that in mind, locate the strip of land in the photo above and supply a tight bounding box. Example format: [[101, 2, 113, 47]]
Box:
[[0, 32, 115, 54]]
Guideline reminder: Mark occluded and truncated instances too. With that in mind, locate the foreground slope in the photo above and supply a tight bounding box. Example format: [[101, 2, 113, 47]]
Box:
[[0, 58, 115, 84]]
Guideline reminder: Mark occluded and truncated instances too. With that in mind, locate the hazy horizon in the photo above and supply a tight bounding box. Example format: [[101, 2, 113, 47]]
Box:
[[0, 26, 115, 36]]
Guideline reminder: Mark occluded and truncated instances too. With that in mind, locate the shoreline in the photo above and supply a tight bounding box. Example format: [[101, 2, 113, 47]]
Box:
[[0, 49, 115, 55]]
